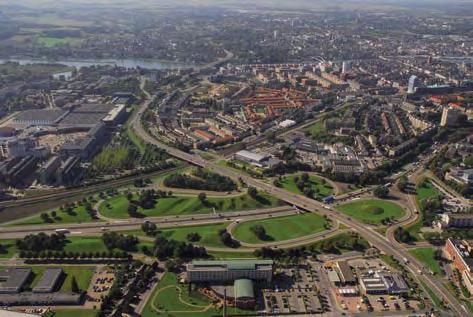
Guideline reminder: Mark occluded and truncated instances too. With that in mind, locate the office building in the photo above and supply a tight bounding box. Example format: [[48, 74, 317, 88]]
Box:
[[186, 260, 274, 284], [407, 75, 419, 94]]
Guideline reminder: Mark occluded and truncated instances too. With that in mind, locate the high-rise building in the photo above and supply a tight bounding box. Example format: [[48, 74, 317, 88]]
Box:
[[441, 107, 460, 127], [342, 61, 351, 74], [407, 75, 419, 94]]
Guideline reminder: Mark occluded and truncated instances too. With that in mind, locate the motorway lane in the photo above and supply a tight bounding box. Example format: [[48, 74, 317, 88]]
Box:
[[132, 95, 469, 316], [0, 206, 294, 239]]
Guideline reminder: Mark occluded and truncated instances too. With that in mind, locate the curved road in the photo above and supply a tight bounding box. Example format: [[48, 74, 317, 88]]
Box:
[[131, 92, 469, 316]]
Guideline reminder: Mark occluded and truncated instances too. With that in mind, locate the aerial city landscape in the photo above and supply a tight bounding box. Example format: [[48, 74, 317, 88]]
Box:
[[1, 0, 473, 316]]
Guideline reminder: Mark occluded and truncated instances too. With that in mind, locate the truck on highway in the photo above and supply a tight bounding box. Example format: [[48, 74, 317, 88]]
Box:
[[54, 228, 70, 234]]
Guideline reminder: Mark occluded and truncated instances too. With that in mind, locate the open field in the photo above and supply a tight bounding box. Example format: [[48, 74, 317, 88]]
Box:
[[335, 199, 405, 225], [157, 223, 230, 248], [0, 239, 18, 258], [37, 36, 83, 47], [280, 173, 334, 197], [0, 235, 151, 259], [232, 213, 328, 244], [409, 247, 443, 276], [99, 192, 284, 219], [10, 204, 101, 226]]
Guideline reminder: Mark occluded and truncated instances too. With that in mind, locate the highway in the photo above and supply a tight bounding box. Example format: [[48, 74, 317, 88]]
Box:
[[132, 93, 469, 316]]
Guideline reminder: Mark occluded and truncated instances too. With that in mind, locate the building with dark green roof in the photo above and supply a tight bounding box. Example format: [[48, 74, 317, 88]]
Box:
[[234, 279, 255, 308]]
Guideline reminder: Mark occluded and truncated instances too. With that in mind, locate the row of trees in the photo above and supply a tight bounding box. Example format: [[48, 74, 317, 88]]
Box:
[[16, 233, 66, 252], [19, 250, 131, 260], [151, 235, 207, 260], [102, 232, 139, 252], [163, 168, 237, 192]]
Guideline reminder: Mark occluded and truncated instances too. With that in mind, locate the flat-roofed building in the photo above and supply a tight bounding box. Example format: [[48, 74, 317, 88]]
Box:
[[335, 261, 356, 285], [440, 213, 473, 229], [327, 270, 341, 286], [0, 268, 32, 294], [32, 268, 63, 293], [359, 272, 408, 295], [186, 260, 273, 284], [359, 276, 387, 294], [0, 292, 82, 306]]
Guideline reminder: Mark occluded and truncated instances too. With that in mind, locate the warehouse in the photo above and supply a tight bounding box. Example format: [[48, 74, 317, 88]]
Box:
[[334, 261, 357, 285], [32, 268, 63, 293], [0, 268, 32, 294], [0, 292, 82, 306]]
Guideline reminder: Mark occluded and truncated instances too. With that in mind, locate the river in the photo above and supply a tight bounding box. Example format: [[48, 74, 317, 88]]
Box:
[[0, 57, 194, 70]]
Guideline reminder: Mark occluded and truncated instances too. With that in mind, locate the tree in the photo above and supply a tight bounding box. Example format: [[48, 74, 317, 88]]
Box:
[[127, 204, 138, 217], [141, 221, 157, 236], [247, 187, 258, 199], [251, 225, 268, 240], [71, 276, 80, 293], [397, 175, 409, 193], [198, 192, 207, 203], [373, 186, 389, 198], [186, 232, 201, 242]]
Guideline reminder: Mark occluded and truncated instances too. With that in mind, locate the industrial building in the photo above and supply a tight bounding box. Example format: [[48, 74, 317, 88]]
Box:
[[0, 292, 82, 306], [32, 268, 63, 293], [334, 261, 357, 285], [0, 268, 32, 294], [234, 150, 270, 166]]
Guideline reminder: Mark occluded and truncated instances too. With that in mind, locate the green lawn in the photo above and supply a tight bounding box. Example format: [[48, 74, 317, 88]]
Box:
[[10, 204, 101, 226], [63, 236, 110, 253], [157, 223, 230, 248], [405, 178, 441, 241], [99, 193, 284, 219], [306, 120, 326, 136], [420, 280, 445, 310], [141, 272, 220, 317], [51, 310, 97, 317], [280, 174, 334, 197], [0, 234, 151, 259], [335, 199, 405, 225], [0, 240, 18, 258], [409, 247, 443, 276], [208, 250, 256, 259], [232, 213, 329, 244], [37, 36, 82, 47]]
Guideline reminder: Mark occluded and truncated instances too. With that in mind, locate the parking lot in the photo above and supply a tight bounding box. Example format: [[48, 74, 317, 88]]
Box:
[[85, 266, 115, 308], [263, 265, 328, 314]]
